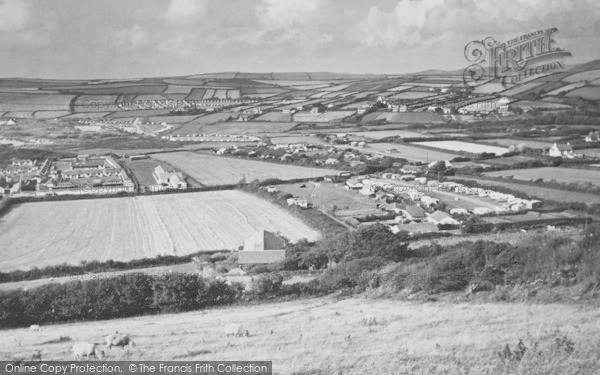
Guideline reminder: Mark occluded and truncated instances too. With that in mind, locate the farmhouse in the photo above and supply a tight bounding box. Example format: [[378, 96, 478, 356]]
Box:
[[548, 143, 574, 158], [238, 230, 286, 265], [153, 166, 187, 189]]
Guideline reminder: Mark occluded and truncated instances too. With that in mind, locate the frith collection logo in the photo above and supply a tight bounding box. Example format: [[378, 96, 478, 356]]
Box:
[[463, 27, 572, 88]]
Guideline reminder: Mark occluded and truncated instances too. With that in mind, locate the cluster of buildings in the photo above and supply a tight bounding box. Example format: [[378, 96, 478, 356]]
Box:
[[0, 156, 134, 197], [152, 166, 187, 190], [168, 133, 260, 142], [338, 171, 542, 235]]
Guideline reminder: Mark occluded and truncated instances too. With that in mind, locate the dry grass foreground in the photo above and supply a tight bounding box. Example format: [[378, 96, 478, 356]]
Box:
[[0, 191, 320, 271], [2, 297, 599, 374]]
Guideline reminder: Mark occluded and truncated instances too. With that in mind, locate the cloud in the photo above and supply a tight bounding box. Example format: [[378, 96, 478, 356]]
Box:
[[256, 0, 323, 30], [359, 0, 444, 48], [165, 0, 208, 23], [113, 25, 149, 48], [0, 0, 30, 31]]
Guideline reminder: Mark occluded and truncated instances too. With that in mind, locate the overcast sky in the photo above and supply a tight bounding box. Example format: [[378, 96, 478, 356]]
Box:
[[1, 0, 599, 79]]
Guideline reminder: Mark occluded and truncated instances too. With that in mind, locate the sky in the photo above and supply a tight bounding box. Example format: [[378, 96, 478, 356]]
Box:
[[1, 0, 599, 79]]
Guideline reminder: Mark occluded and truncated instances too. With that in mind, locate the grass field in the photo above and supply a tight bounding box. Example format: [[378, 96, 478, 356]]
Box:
[[414, 140, 509, 155], [484, 167, 600, 188], [352, 130, 432, 139], [152, 152, 339, 185], [277, 181, 379, 216], [566, 87, 600, 100], [199, 121, 297, 135], [362, 112, 445, 124], [0, 191, 320, 271], [2, 296, 599, 374]]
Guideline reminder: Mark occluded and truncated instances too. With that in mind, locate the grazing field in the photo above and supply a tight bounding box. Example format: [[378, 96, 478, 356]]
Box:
[[387, 91, 436, 100], [349, 143, 457, 162], [269, 136, 325, 145], [199, 121, 297, 134], [511, 100, 572, 110], [2, 297, 599, 375], [353, 130, 433, 139], [152, 152, 338, 185], [484, 167, 600, 187], [277, 181, 379, 216], [123, 159, 167, 186], [254, 112, 292, 122], [563, 69, 600, 83], [543, 82, 587, 96], [452, 177, 600, 203], [580, 148, 600, 158], [293, 111, 354, 122], [414, 140, 509, 155], [566, 87, 600, 100], [479, 155, 542, 166], [482, 138, 554, 149], [362, 112, 445, 124], [0, 191, 320, 271]]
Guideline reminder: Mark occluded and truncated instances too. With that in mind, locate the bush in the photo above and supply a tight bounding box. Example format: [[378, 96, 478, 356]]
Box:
[[0, 273, 244, 328], [317, 257, 388, 292], [251, 273, 284, 298]]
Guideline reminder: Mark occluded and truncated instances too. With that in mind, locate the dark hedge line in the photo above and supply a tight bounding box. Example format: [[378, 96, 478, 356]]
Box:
[[0, 273, 244, 328], [0, 251, 229, 284]]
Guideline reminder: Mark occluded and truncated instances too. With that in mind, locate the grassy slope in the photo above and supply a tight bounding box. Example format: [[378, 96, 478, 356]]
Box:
[[2, 297, 599, 374]]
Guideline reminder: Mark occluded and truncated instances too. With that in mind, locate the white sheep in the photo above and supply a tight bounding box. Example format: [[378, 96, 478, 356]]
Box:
[[224, 324, 249, 338], [29, 325, 42, 332], [72, 342, 105, 360], [105, 333, 136, 351]]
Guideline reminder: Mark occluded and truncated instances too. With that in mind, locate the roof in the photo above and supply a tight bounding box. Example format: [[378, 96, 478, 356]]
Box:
[[554, 143, 573, 151], [429, 210, 452, 222], [403, 205, 426, 218], [243, 230, 286, 251]]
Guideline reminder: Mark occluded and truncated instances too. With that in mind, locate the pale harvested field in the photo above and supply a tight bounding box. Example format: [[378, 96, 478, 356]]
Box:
[[484, 167, 600, 187], [152, 152, 338, 185], [355, 142, 457, 162], [0, 191, 320, 271], [1, 297, 599, 374], [415, 140, 509, 155]]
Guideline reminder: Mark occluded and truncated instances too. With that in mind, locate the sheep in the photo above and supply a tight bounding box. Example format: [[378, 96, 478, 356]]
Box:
[[105, 333, 136, 351], [224, 324, 249, 338], [29, 325, 42, 332], [31, 350, 42, 361], [72, 342, 105, 360]]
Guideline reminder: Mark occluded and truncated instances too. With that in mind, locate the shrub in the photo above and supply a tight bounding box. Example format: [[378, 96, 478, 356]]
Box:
[[317, 257, 388, 292], [251, 273, 284, 298]]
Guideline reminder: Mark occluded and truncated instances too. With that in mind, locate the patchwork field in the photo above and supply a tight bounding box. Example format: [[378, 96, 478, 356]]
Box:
[[0, 191, 320, 271], [152, 152, 338, 185], [2, 297, 599, 374], [414, 140, 509, 155], [484, 167, 600, 188]]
